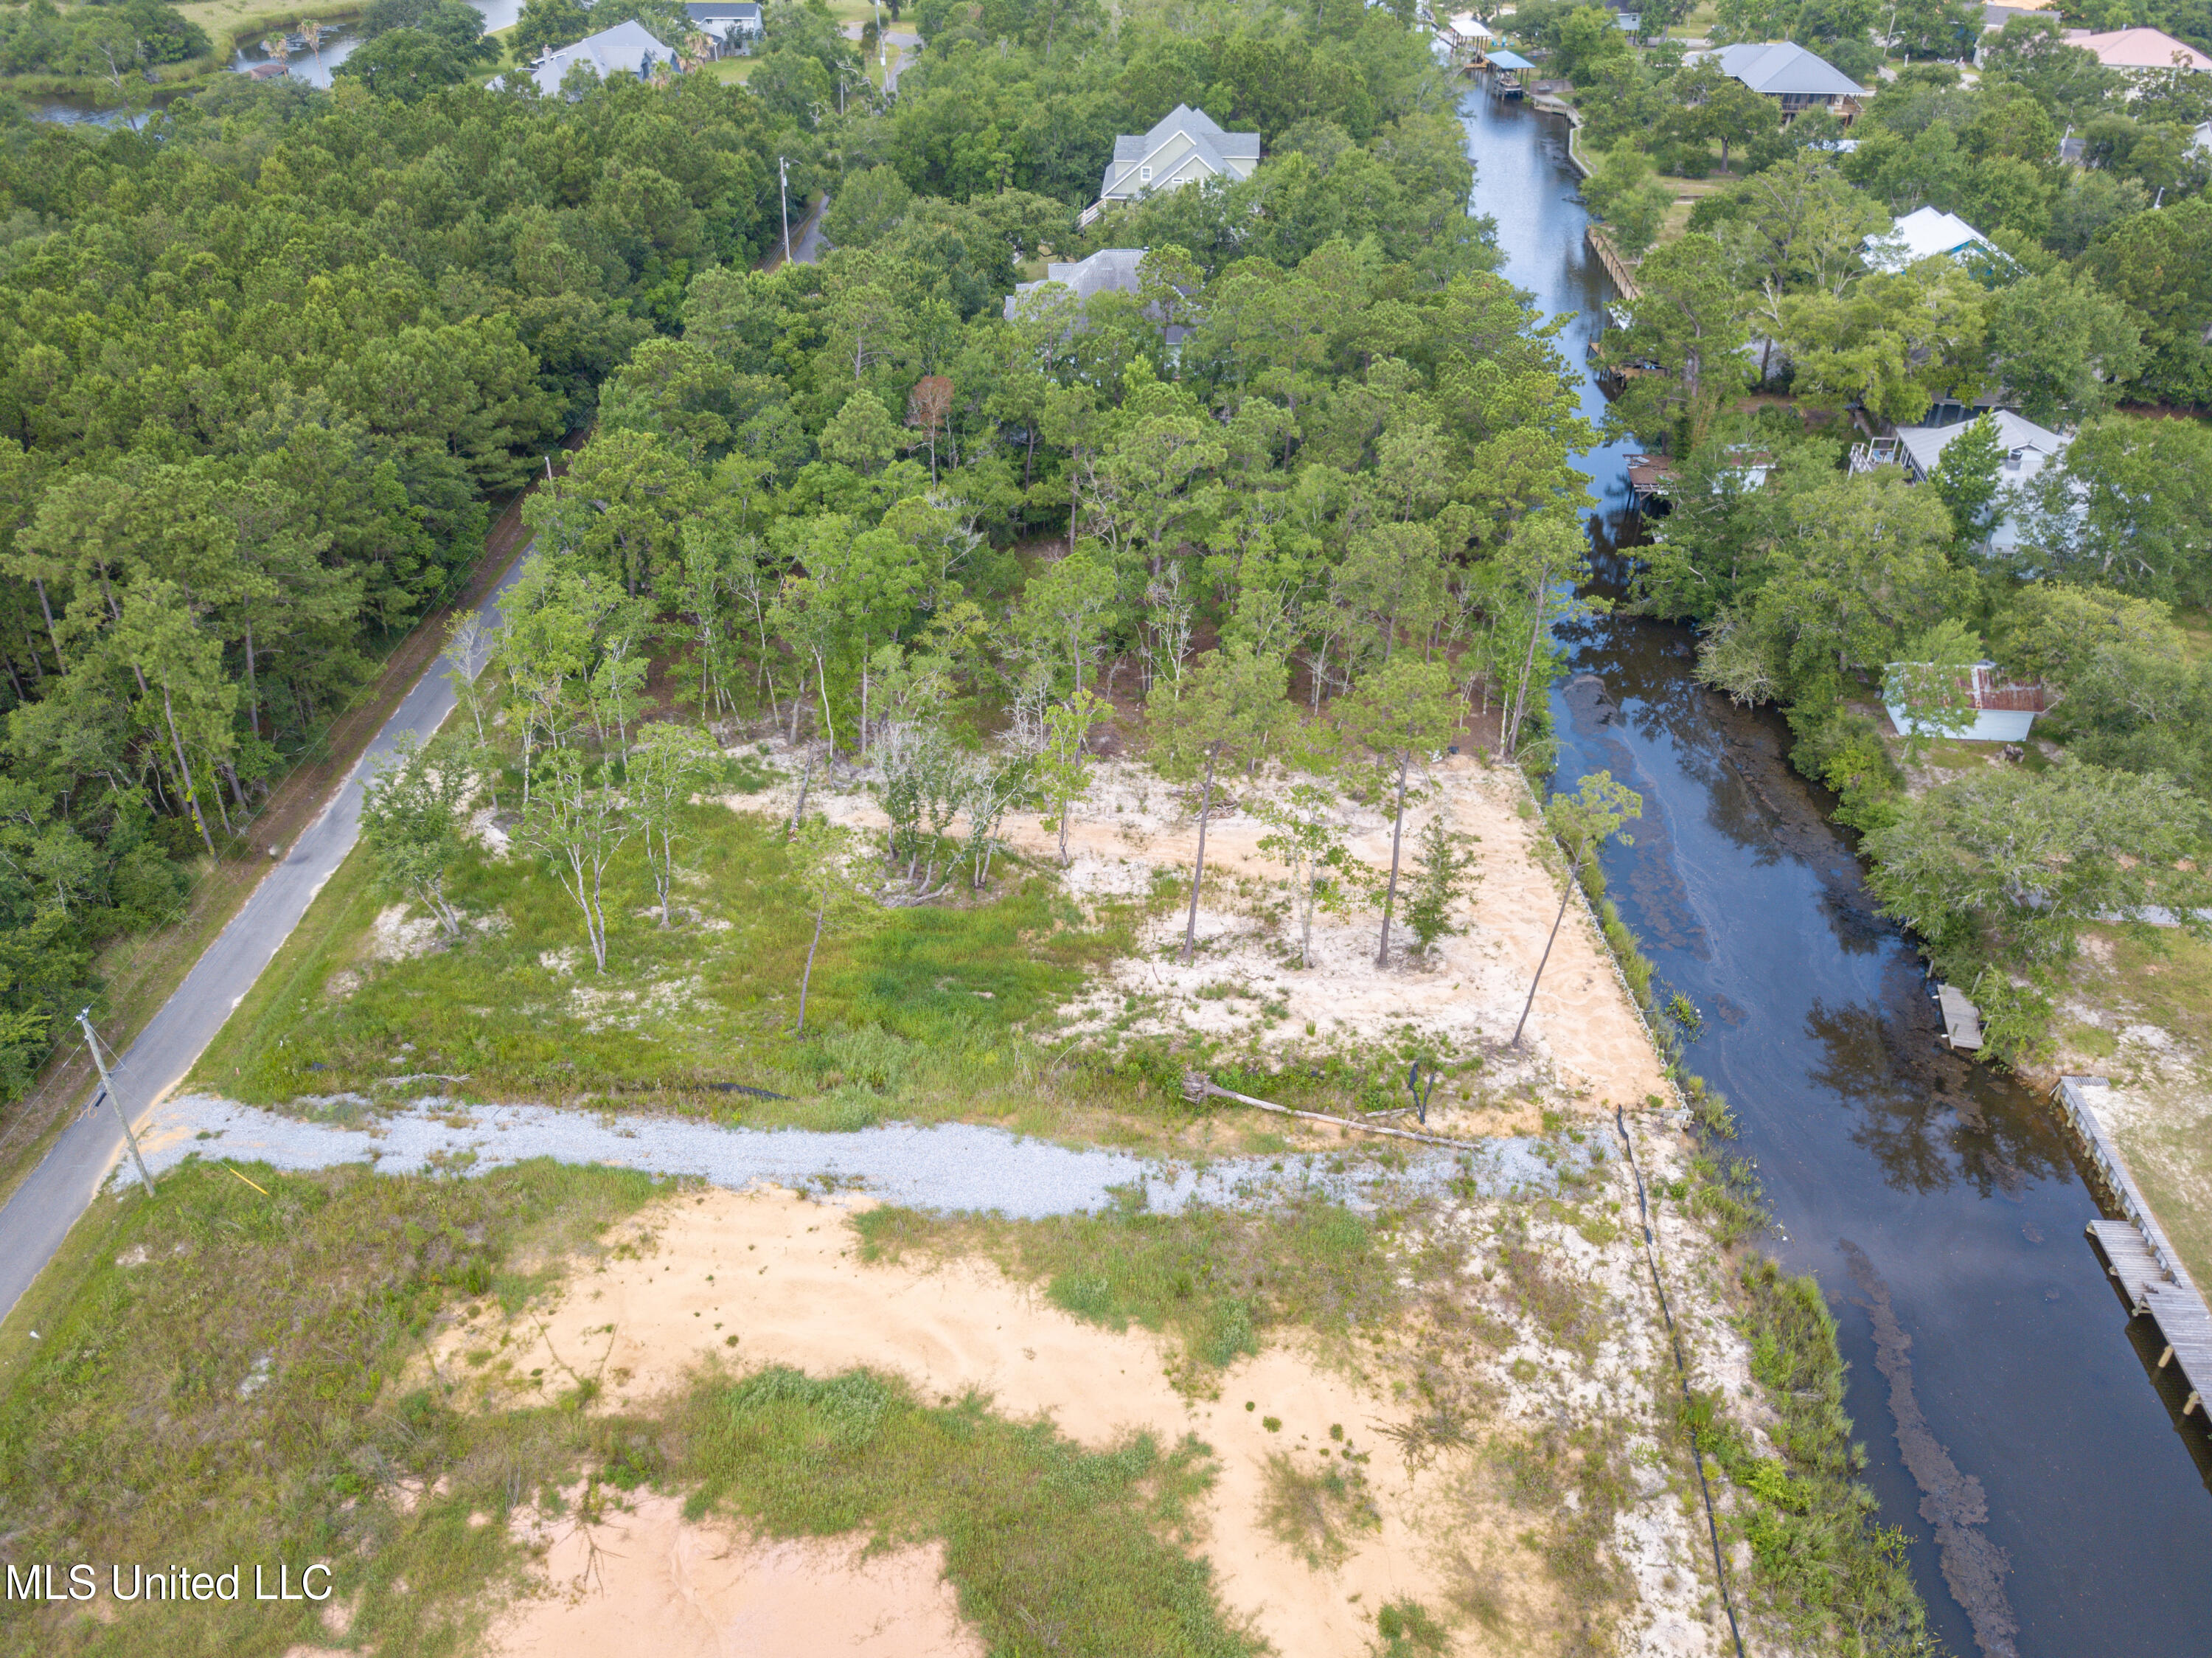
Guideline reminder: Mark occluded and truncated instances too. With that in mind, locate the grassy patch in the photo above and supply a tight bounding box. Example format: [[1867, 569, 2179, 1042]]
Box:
[[191, 798, 1170, 1140], [2086, 923, 2212, 1055], [1710, 1260, 1933, 1658], [674, 1365, 1259, 1657], [1257, 1449, 1378, 1569], [0, 1158, 659, 1657], [1489, 1418, 1632, 1653], [854, 1193, 1444, 1388], [0, 1157, 1273, 1657]]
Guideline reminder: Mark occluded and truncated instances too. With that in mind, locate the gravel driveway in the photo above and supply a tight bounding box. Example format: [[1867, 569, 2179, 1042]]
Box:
[[139, 1095, 1579, 1218]]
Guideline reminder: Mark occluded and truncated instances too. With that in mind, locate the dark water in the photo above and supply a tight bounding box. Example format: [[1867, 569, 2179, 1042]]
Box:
[[1458, 83, 2212, 1658]]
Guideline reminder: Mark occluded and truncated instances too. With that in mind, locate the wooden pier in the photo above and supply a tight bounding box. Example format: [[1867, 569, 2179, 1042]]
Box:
[[1935, 983, 1983, 1050], [2056, 1077, 2211, 1425], [1585, 225, 1641, 302]]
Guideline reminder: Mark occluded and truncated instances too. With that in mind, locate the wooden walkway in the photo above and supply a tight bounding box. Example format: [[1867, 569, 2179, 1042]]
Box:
[[1936, 984, 1983, 1050], [2059, 1078, 2210, 1422]]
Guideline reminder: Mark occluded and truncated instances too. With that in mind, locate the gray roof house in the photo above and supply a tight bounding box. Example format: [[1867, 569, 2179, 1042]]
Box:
[[519, 20, 681, 96], [1099, 105, 1259, 205], [1003, 248, 1193, 348], [684, 1, 762, 55], [1705, 41, 1865, 121], [1851, 409, 2070, 556]]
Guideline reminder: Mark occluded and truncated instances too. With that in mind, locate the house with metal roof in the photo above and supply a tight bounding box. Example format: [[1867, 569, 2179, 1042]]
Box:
[[1099, 105, 1259, 206], [1863, 204, 2002, 272], [518, 20, 681, 96], [684, 1, 762, 56], [2062, 25, 2212, 73], [1002, 248, 1193, 349], [1884, 661, 2050, 742], [1703, 41, 1865, 122], [1855, 409, 2070, 555]]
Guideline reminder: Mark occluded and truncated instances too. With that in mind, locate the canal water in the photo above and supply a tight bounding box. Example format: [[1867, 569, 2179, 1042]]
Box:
[[1455, 83, 2212, 1657], [34, 0, 527, 120]]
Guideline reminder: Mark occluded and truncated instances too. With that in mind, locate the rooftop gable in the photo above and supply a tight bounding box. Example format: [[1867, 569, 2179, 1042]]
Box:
[[1711, 40, 1864, 95], [524, 19, 678, 94], [2062, 25, 2212, 70], [1866, 204, 1994, 269]]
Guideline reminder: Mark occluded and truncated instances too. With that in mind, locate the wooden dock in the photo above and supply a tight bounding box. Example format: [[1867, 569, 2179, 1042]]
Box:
[[1585, 224, 1640, 302], [2059, 1077, 2210, 1423], [1935, 984, 1983, 1050]]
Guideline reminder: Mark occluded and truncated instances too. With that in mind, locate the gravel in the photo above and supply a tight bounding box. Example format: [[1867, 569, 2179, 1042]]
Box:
[[137, 1095, 1581, 1217]]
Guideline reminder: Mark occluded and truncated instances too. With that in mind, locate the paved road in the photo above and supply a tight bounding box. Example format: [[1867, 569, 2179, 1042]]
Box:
[[0, 551, 535, 1325], [883, 29, 919, 94]]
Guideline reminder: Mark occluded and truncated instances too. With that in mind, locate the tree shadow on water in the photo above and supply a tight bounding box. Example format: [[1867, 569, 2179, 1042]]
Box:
[[1805, 999, 2070, 1199]]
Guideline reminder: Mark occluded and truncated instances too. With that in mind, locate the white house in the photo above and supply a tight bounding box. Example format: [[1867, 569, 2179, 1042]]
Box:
[[1891, 409, 2068, 554], [1003, 248, 1193, 349], [684, 1, 762, 56], [1701, 41, 1865, 122], [1885, 661, 2048, 742], [1442, 11, 1493, 46], [519, 20, 681, 96], [1864, 204, 2003, 272], [1099, 105, 1259, 205]]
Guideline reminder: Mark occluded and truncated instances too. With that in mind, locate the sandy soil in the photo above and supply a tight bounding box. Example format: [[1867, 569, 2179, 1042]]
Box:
[[731, 746, 1669, 1121], [427, 1184, 1471, 1658], [487, 1511, 979, 1658]]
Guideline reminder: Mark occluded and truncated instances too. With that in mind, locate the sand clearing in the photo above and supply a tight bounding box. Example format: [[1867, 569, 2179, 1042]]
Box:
[[487, 1510, 979, 1658], [431, 1185, 1464, 1658], [735, 746, 1669, 1115]]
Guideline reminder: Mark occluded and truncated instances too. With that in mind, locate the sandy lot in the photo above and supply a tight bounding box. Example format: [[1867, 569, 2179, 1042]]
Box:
[[488, 1515, 979, 1658], [734, 746, 1669, 1123], [431, 1184, 1472, 1658]]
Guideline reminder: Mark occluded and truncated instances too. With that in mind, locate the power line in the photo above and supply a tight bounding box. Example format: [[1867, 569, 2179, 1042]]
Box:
[[77, 1010, 153, 1196]]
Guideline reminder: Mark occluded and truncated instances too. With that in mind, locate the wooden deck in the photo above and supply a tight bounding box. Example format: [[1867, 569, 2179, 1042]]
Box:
[[2062, 1077, 2211, 1422], [1936, 984, 1983, 1050]]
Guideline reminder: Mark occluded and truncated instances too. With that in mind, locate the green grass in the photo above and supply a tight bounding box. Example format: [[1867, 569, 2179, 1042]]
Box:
[[0, 1156, 1273, 1657], [1708, 1260, 1933, 1658], [0, 1158, 661, 1658], [854, 1191, 1450, 1389], [191, 791, 1181, 1142], [673, 1366, 1260, 1657]]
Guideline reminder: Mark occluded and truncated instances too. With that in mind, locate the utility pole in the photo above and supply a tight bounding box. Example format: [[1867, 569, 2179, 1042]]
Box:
[[77, 1009, 153, 1196], [779, 155, 792, 266]]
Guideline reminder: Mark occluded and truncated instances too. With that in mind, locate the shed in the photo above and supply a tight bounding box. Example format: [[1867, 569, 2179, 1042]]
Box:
[[1884, 661, 2049, 743]]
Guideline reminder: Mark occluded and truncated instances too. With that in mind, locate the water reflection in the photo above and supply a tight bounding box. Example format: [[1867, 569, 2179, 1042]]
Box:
[[1467, 88, 2212, 1656]]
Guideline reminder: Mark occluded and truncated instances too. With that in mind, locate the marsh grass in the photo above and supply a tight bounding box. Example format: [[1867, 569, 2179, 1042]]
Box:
[[191, 803, 1181, 1140], [0, 1159, 659, 1657], [672, 1365, 1260, 1657], [854, 1193, 1442, 1387], [1711, 1260, 1934, 1658]]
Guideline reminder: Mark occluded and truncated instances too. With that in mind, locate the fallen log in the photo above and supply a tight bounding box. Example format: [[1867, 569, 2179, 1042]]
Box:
[[1180, 1072, 1482, 1151]]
